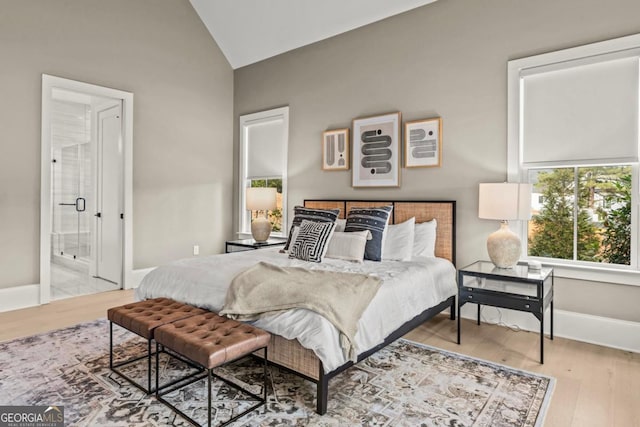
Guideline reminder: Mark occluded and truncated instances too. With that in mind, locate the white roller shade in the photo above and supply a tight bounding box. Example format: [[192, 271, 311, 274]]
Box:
[[522, 56, 639, 167], [246, 118, 285, 179]]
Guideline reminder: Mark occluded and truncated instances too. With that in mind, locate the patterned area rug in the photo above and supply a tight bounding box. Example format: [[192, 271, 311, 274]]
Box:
[[0, 319, 554, 426]]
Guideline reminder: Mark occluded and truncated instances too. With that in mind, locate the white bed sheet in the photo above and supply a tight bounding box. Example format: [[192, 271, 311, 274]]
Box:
[[135, 248, 456, 373]]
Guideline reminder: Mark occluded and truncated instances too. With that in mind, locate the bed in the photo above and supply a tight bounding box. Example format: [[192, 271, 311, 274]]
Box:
[[136, 199, 457, 414]]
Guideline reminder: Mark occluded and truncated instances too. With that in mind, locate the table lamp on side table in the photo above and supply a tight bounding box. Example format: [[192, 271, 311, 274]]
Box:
[[478, 182, 532, 268], [246, 187, 277, 243]]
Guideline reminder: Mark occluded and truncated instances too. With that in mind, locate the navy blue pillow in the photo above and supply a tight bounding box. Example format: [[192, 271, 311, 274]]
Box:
[[344, 205, 393, 261]]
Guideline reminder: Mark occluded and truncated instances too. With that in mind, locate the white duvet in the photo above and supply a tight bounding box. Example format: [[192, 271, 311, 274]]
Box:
[[135, 248, 457, 373]]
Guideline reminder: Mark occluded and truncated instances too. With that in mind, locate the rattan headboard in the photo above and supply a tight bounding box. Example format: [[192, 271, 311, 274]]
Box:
[[303, 199, 456, 265]]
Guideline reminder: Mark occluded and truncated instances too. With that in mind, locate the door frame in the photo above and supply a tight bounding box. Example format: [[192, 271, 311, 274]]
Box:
[[40, 75, 134, 304]]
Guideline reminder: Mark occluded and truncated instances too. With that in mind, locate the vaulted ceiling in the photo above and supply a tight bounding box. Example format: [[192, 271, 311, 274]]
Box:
[[189, 0, 438, 69]]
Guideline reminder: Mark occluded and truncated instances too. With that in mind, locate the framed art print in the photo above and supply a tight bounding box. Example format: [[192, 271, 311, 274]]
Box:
[[352, 112, 401, 187], [322, 128, 349, 170], [404, 117, 442, 168]]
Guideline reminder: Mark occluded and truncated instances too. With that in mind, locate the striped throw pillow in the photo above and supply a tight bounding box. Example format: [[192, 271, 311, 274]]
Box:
[[344, 205, 393, 261], [289, 220, 336, 263]]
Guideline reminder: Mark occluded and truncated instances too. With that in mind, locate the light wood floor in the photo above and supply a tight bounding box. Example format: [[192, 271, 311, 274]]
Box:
[[1, 290, 639, 427]]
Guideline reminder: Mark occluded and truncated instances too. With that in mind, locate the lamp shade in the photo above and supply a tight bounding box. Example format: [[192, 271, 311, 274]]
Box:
[[478, 183, 531, 221], [246, 187, 277, 211]]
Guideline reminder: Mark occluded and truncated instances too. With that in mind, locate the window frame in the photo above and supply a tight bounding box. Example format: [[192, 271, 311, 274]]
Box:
[[507, 34, 640, 286], [238, 106, 289, 238]]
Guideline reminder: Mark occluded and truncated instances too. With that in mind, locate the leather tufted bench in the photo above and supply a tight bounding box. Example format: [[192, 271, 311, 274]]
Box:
[[108, 298, 206, 393], [154, 312, 271, 427]]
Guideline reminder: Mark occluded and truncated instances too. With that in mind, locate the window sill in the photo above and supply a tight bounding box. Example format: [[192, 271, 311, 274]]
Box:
[[523, 257, 640, 287]]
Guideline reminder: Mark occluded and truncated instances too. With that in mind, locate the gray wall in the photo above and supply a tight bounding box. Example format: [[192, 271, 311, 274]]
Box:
[[0, 0, 233, 289], [234, 0, 640, 322]]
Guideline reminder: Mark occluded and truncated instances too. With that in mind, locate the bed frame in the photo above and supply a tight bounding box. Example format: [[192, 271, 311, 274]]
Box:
[[260, 199, 457, 415]]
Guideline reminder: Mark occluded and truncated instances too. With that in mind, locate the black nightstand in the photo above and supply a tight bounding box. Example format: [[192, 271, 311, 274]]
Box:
[[225, 238, 287, 253], [457, 260, 554, 363]]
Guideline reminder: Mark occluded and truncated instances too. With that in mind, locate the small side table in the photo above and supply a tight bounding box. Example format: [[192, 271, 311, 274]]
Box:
[[457, 261, 554, 363], [225, 238, 287, 253]]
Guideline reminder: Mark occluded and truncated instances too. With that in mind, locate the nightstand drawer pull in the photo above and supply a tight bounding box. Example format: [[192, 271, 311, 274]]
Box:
[[467, 295, 473, 300], [524, 304, 530, 308]]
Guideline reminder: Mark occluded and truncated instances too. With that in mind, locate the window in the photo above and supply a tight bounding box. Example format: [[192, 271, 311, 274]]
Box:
[[508, 34, 640, 283], [528, 166, 632, 265], [238, 107, 288, 236]]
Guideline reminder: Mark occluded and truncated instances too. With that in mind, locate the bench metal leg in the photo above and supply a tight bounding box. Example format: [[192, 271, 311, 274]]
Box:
[[110, 322, 201, 394], [208, 368, 213, 427], [156, 347, 269, 427], [109, 321, 155, 394]]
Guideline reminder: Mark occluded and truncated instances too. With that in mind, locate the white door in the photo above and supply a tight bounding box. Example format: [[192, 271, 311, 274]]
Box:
[[96, 103, 123, 284]]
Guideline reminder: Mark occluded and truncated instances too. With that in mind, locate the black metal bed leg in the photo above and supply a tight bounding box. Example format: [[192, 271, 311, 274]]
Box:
[[317, 374, 328, 415], [449, 297, 456, 320]]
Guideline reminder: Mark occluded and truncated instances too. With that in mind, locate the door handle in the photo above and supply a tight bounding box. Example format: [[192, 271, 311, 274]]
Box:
[[75, 197, 86, 212], [95, 212, 101, 218]]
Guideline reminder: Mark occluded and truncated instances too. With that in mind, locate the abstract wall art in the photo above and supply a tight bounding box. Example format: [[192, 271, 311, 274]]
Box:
[[352, 112, 401, 187], [404, 117, 442, 168], [322, 128, 350, 170]]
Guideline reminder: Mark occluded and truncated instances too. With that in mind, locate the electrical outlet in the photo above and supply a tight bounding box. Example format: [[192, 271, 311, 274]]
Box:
[[193, 245, 199, 256]]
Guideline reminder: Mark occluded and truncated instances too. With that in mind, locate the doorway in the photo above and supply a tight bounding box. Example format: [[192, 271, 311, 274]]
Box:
[[41, 75, 133, 304]]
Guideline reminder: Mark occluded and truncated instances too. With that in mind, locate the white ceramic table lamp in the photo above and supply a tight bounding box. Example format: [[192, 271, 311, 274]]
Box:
[[478, 183, 532, 268], [246, 187, 277, 242]]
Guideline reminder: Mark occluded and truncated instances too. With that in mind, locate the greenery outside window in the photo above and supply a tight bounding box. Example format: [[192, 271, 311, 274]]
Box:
[[528, 166, 632, 266]]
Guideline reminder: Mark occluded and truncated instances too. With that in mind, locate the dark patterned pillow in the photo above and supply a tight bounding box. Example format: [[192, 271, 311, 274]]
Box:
[[283, 206, 340, 250], [344, 205, 393, 261], [289, 220, 336, 263]]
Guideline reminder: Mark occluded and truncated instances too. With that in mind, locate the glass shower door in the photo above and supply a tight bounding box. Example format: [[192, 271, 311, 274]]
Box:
[[53, 143, 92, 262]]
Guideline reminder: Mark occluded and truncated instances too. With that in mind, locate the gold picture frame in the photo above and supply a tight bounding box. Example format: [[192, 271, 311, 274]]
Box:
[[404, 117, 442, 168], [322, 128, 350, 171]]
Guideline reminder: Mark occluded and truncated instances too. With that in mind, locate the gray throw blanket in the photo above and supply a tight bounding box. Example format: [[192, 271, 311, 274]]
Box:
[[219, 262, 382, 361]]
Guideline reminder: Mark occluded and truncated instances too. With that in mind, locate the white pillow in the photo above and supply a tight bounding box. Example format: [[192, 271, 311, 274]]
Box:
[[325, 231, 370, 262], [382, 217, 415, 261], [413, 219, 437, 257], [334, 218, 347, 232]]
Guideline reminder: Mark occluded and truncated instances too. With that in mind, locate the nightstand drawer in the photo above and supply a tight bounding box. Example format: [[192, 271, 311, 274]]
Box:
[[460, 290, 541, 313]]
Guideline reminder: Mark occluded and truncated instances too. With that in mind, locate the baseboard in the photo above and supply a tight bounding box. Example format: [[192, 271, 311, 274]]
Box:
[[0, 284, 40, 313], [460, 305, 640, 354], [130, 267, 155, 289], [0, 267, 155, 312]]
